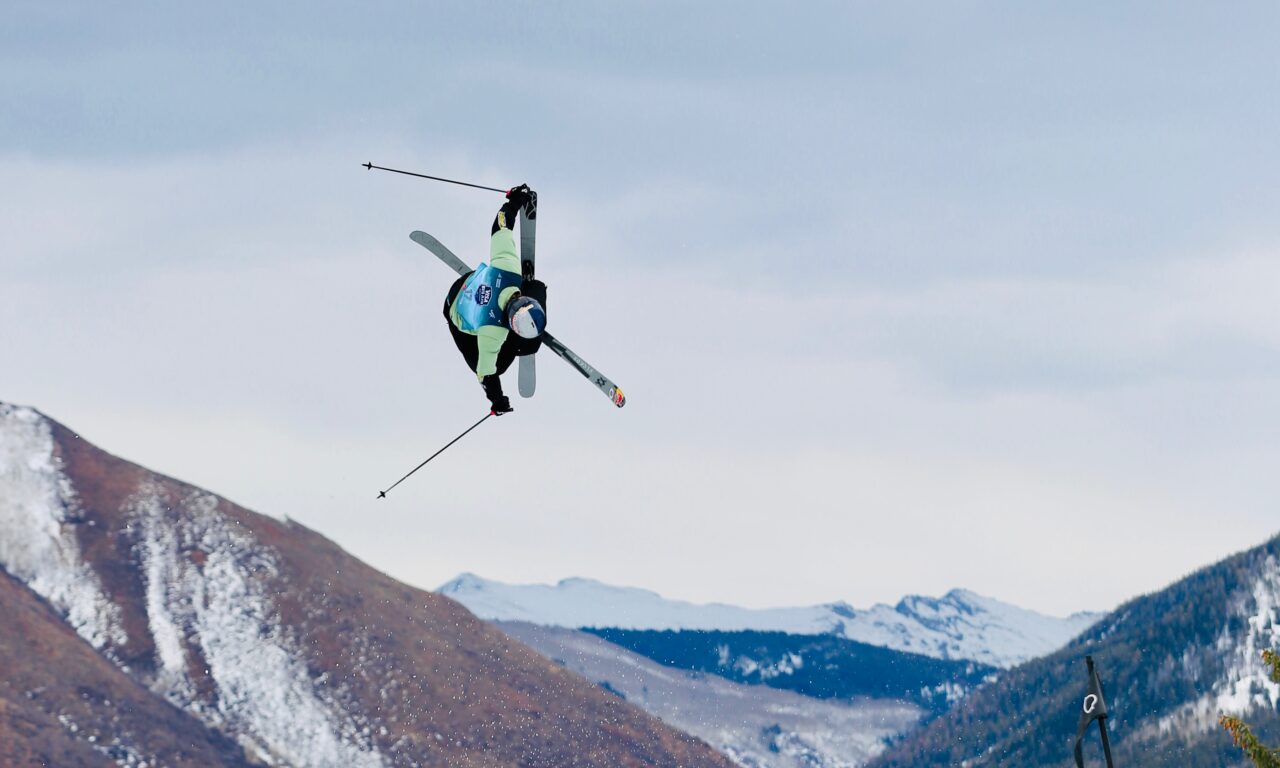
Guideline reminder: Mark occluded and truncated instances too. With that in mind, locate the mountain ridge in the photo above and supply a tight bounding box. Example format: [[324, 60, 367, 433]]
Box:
[[439, 572, 1100, 668]]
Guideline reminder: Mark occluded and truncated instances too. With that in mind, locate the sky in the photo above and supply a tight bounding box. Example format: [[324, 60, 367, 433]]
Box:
[[3, 2, 1280, 616]]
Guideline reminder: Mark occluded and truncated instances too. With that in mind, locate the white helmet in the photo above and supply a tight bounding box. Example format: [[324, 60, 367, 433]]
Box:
[[507, 296, 546, 339]]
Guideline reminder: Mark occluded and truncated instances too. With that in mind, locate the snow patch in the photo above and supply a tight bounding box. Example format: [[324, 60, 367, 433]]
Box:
[[0, 404, 126, 650], [729, 652, 804, 681], [1144, 555, 1280, 739], [55, 712, 156, 768], [130, 483, 384, 768], [921, 679, 969, 707]]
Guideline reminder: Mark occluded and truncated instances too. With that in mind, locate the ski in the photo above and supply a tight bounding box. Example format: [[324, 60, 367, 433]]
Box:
[[517, 197, 537, 398], [519, 193, 537, 280], [541, 331, 626, 408], [410, 231, 469, 277], [410, 229, 626, 409]]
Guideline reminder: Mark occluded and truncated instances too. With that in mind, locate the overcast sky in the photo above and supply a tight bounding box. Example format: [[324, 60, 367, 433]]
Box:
[[4, 2, 1279, 616]]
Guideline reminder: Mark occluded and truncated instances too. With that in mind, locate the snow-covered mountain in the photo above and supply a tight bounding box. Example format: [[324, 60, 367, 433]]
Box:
[[870, 541, 1280, 767], [439, 573, 1100, 668], [0, 403, 735, 768]]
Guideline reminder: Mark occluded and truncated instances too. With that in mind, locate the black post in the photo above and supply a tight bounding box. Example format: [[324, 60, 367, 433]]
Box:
[[1098, 719, 1115, 768], [1075, 655, 1116, 768], [363, 162, 507, 193]]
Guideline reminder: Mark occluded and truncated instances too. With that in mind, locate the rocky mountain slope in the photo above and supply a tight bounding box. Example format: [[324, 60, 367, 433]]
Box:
[[0, 567, 253, 767], [439, 573, 1099, 668], [867, 532, 1280, 767], [0, 402, 736, 768]]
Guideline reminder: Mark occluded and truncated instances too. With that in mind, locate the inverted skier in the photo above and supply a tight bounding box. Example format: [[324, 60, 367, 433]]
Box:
[[442, 184, 547, 415]]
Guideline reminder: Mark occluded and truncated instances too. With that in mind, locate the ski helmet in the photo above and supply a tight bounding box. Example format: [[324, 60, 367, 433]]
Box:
[[507, 295, 546, 339]]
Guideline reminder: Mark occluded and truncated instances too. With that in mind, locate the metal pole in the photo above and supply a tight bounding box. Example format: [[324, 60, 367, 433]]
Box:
[[363, 162, 507, 193], [377, 412, 494, 498]]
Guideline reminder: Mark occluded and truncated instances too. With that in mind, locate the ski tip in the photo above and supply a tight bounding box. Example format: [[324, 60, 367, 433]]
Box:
[[612, 388, 627, 408]]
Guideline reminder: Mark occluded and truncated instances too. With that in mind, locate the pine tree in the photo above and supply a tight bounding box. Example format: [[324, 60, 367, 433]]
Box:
[[1220, 650, 1280, 767]]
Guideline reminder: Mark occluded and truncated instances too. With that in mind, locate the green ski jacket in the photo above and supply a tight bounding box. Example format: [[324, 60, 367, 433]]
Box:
[[448, 225, 522, 379]]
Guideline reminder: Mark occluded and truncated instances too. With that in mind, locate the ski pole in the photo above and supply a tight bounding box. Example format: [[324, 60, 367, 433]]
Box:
[[363, 162, 507, 194], [377, 412, 494, 498]]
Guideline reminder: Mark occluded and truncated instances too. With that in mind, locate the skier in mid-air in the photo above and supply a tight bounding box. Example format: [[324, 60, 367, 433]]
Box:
[[442, 184, 546, 415], [370, 164, 623, 499]]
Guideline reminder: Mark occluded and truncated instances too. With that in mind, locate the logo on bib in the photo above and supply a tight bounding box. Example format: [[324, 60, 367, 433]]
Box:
[[475, 284, 493, 305]]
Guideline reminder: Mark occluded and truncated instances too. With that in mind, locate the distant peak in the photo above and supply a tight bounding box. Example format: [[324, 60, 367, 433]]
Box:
[[556, 576, 606, 588], [438, 572, 488, 593], [0, 402, 43, 424], [942, 588, 996, 606], [825, 601, 858, 619]]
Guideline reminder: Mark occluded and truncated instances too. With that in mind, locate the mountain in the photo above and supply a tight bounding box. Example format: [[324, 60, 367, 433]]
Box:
[[581, 628, 993, 713], [0, 566, 253, 767], [438, 573, 1100, 668], [867, 533, 1280, 767], [0, 402, 736, 768], [498, 621, 926, 768]]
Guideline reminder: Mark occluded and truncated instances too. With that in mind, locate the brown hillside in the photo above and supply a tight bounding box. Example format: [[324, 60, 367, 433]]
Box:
[[0, 568, 253, 767], [0, 404, 735, 768]]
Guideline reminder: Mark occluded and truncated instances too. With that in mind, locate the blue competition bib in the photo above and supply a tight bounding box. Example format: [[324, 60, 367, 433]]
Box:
[[454, 263, 522, 331]]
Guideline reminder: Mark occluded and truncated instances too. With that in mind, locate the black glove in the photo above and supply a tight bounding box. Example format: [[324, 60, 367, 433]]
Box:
[[506, 184, 533, 207], [493, 185, 535, 234], [481, 374, 511, 414]]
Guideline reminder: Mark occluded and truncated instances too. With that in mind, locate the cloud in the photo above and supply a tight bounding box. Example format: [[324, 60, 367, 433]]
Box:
[[5, 2, 1280, 619], [6, 138, 1280, 619]]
